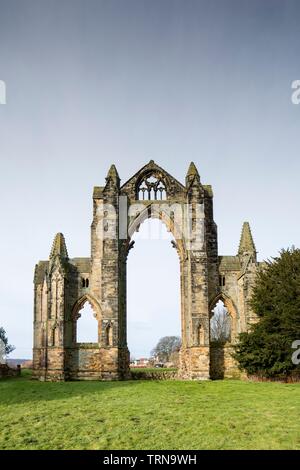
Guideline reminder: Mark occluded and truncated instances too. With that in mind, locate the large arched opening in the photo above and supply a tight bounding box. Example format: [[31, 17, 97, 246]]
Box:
[[209, 293, 238, 379], [127, 217, 181, 368], [76, 301, 98, 344]]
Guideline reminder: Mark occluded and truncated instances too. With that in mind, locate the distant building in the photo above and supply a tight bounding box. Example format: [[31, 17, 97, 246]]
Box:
[[131, 358, 150, 368]]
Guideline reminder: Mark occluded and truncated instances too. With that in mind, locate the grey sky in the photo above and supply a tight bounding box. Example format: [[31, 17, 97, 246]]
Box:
[[0, 0, 299, 358]]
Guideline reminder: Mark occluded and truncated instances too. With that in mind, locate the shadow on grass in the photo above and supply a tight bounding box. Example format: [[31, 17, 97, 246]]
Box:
[[0, 369, 178, 406], [2, 370, 294, 408]]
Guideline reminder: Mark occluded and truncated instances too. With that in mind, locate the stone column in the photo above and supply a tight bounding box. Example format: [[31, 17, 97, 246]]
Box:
[[179, 163, 212, 379], [91, 165, 130, 379]]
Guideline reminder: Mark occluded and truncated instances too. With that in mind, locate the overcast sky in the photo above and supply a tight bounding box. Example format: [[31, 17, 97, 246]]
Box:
[[0, 0, 299, 358]]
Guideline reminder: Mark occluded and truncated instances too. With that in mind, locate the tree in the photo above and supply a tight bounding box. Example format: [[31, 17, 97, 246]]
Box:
[[233, 248, 300, 379], [151, 336, 181, 363], [0, 327, 15, 363]]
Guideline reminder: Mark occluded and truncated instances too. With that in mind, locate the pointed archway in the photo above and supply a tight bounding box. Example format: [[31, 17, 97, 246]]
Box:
[[209, 292, 238, 341], [71, 294, 101, 344], [127, 217, 181, 365]]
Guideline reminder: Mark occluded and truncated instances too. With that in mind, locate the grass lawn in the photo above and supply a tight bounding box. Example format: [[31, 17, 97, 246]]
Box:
[[0, 370, 299, 450]]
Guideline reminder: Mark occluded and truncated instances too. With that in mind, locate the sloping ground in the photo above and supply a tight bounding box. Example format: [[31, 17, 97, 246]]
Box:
[[0, 370, 299, 450]]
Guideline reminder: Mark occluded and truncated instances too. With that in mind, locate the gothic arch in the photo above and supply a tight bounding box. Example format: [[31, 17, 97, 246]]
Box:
[[71, 294, 101, 345], [127, 204, 187, 261], [209, 292, 238, 341], [104, 320, 114, 346], [71, 294, 101, 321]]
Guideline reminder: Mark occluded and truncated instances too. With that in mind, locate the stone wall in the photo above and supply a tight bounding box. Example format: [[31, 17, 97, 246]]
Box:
[[210, 344, 242, 379], [0, 364, 21, 379]]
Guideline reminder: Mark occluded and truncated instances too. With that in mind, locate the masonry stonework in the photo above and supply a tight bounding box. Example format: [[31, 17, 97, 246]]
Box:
[[33, 161, 260, 381]]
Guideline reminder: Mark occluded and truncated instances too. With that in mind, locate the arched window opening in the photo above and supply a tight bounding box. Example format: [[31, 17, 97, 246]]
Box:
[[138, 180, 148, 200], [51, 328, 56, 347], [210, 300, 231, 343], [105, 323, 113, 346], [197, 324, 204, 346], [76, 301, 98, 343], [81, 278, 89, 288], [137, 175, 167, 201], [219, 275, 226, 287], [156, 180, 166, 200]]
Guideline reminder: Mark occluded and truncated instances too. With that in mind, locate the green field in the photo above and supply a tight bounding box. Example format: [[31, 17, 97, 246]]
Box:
[[0, 370, 299, 450]]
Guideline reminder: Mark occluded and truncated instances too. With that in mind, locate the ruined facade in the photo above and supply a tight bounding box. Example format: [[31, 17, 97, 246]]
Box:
[[33, 161, 260, 381]]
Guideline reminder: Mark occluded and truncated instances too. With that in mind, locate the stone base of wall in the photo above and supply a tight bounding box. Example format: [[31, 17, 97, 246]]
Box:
[[32, 346, 130, 381], [210, 343, 242, 379], [32, 347, 65, 381], [0, 364, 21, 379], [179, 346, 210, 380], [32, 345, 244, 381]]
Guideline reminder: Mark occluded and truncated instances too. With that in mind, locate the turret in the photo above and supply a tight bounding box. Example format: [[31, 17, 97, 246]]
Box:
[[238, 222, 257, 262], [49, 233, 69, 261], [185, 161, 200, 187], [105, 164, 120, 189]]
